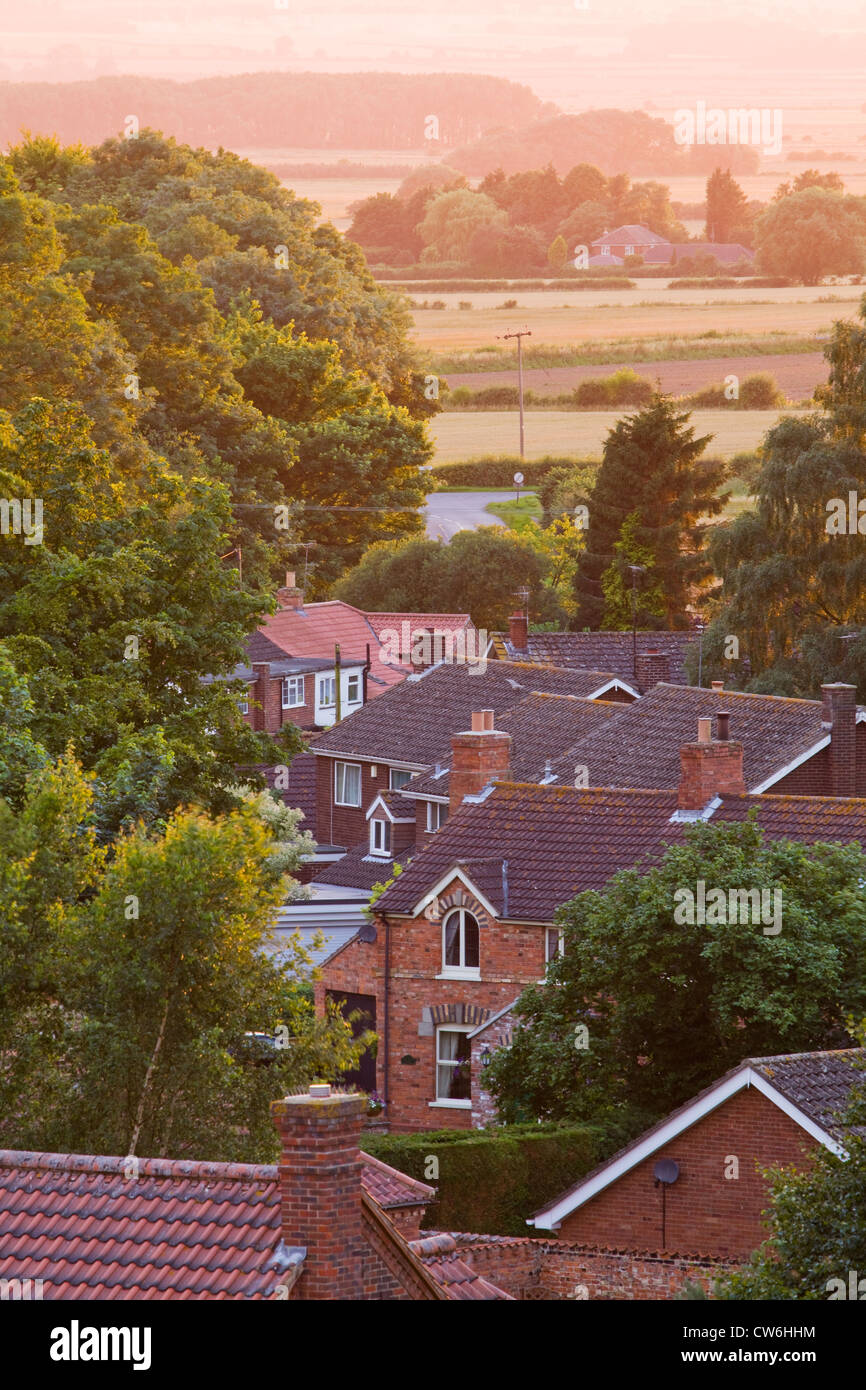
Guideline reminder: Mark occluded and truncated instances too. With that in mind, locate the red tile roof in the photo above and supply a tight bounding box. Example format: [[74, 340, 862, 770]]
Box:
[[257, 601, 477, 697], [408, 1233, 514, 1299], [0, 1148, 441, 1300]]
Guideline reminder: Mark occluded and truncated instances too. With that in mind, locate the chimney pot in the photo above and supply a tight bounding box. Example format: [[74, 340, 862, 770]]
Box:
[[697, 717, 712, 743], [716, 711, 730, 741], [711, 680, 724, 692]]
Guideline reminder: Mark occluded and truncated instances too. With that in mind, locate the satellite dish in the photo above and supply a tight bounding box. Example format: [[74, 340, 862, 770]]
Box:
[[653, 1158, 680, 1185], [357, 922, 377, 943]]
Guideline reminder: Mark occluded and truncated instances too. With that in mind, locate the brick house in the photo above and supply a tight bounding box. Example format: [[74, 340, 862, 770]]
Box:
[[0, 1084, 509, 1301], [591, 224, 673, 260], [315, 705, 866, 1132], [528, 1049, 864, 1262]]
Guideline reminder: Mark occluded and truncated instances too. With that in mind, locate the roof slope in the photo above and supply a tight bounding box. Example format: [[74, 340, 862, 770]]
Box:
[[0, 1148, 450, 1301], [495, 631, 695, 685], [310, 660, 627, 765], [592, 224, 671, 247], [547, 683, 834, 793]]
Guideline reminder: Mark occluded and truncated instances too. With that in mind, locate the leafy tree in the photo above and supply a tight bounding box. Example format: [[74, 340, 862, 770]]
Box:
[[417, 188, 506, 263], [547, 234, 568, 272], [486, 819, 866, 1125], [333, 528, 563, 630], [466, 222, 545, 276], [774, 169, 845, 200], [561, 162, 608, 210], [600, 510, 667, 628], [573, 394, 723, 629], [755, 187, 866, 284], [705, 168, 748, 242], [556, 201, 609, 256]]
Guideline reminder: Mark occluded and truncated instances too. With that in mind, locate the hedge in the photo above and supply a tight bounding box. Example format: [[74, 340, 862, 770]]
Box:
[[429, 455, 595, 489], [363, 1122, 608, 1235]]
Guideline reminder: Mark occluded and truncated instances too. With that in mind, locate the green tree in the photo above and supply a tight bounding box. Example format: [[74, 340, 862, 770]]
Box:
[[755, 187, 866, 284], [417, 188, 507, 264], [486, 819, 866, 1126], [547, 234, 568, 271], [705, 168, 748, 242], [600, 510, 667, 629], [774, 169, 845, 200], [573, 394, 723, 629]]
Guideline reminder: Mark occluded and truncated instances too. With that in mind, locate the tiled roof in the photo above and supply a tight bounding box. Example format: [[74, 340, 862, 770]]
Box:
[[495, 631, 695, 685], [310, 661, 626, 766], [314, 842, 413, 893], [377, 789, 417, 819], [375, 780, 866, 923], [592, 224, 672, 247], [408, 1233, 514, 1300], [0, 1148, 442, 1301], [748, 1049, 866, 1138], [407, 693, 623, 799], [376, 783, 680, 920], [546, 683, 836, 793], [256, 602, 477, 697]]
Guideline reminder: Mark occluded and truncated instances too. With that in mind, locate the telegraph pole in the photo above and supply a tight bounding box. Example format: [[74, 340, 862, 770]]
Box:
[[500, 329, 532, 460]]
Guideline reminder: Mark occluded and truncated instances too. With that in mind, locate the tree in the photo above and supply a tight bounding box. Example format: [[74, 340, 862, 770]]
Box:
[[774, 169, 845, 200], [755, 187, 866, 284], [717, 1035, 866, 1299], [705, 168, 748, 242], [333, 528, 564, 630], [466, 222, 545, 276], [703, 296, 866, 693], [547, 235, 568, 272], [600, 510, 667, 629], [573, 394, 723, 629], [486, 819, 866, 1126], [417, 188, 506, 264]]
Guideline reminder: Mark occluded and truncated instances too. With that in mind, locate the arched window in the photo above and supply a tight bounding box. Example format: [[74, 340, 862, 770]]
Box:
[[442, 908, 480, 977]]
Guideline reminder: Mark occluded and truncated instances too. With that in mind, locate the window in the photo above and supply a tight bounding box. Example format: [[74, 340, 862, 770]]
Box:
[[436, 1027, 471, 1102], [625, 244, 634, 255], [334, 761, 362, 807], [238, 694, 249, 715], [347, 672, 361, 703], [370, 818, 391, 856], [281, 675, 304, 709], [442, 908, 479, 977], [426, 801, 448, 833], [318, 676, 337, 708], [389, 767, 411, 790], [601, 245, 610, 256], [545, 927, 565, 963]]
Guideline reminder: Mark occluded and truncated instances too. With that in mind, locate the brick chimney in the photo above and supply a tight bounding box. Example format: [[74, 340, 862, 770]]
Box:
[[634, 648, 670, 693], [678, 716, 746, 810], [276, 570, 304, 611], [450, 710, 512, 814], [822, 682, 857, 797], [508, 611, 528, 652], [270, 1085, 365, 1301]]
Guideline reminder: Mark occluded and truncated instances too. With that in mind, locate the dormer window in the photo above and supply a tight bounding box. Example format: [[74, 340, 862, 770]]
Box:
[[389, 768, 412, 790], [441, 908, 479, 979], [370, 818, 392, 857], [427, 802, 448, 832]]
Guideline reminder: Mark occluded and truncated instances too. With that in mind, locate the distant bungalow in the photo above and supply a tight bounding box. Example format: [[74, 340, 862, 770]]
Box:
[[591, 223, 754, 267]]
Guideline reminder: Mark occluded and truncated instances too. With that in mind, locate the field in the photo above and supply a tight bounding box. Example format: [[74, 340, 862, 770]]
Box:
[[429, 409, 804, 462], [410, 294, 861, 351]]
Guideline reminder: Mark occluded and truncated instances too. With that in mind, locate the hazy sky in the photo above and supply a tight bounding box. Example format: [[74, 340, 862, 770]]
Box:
[[2, 0, 866, 109]]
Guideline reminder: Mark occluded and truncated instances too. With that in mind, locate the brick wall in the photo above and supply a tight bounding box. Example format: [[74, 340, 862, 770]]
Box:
[[555, 1086, 818, 1259], [242, 671, 317, 734], [456, 1237, 732, 1300]]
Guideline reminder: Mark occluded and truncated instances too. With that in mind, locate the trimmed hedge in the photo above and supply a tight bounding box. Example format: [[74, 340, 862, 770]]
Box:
[[429, 455, 593, 489], [363, 1122, 606, 1235]]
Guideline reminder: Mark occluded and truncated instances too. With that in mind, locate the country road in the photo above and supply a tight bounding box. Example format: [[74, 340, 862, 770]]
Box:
[[424, 489, 530, 540]]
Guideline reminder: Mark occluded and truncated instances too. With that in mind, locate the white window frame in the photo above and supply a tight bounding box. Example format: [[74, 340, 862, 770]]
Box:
[[370, 818, 392, 857], [347, 671, 361, 703], [318, 675, 337, 708], [426, 801, 448, 833], [281, 675, 304, 709], [389, 767, 412, 790], [334, 760, 362, 807], [238, 693, 249, 715], [431, 1024, 473, 1108], [440, 907, 480, 980], [545, 927, 565, 964], [601, 245, 610, 256]]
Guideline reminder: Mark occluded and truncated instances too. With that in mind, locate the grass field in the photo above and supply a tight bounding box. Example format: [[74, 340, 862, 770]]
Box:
[[484, 495, 543, 530], [429, 409, 807, 462], [412, 297, 861, 352]]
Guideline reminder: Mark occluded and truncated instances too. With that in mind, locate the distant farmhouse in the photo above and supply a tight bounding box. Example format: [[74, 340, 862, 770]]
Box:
[[591, 223, 754, 269]]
